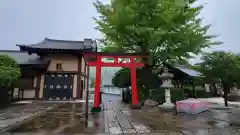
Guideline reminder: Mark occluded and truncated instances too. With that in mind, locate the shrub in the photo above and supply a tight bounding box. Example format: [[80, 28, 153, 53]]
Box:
[[150, 87, 185, 104], [152, 88, 165, 104], [196, 90, 209, 98], [170, 88, 185, 103], [112, 68, 161, 89], [184, 86, 210, 98], [123, 87, 188, 105], [0, 55, 20, 108]]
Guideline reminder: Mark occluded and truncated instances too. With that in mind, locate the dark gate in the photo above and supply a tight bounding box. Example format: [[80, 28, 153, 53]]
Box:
[[43, 73, 73, 100]]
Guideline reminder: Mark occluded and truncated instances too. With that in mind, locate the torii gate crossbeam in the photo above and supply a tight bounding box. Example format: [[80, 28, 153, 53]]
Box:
[[83, 52, 146, 112]]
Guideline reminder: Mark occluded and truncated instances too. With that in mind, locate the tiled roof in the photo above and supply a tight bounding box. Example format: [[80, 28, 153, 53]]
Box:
[[174, 65, 202, 77], [16, 38, 95, 50], [0, 50, 47, 65]]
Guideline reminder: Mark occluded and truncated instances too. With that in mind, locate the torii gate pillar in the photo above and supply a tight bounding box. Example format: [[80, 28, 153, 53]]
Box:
[[85, 53, 144, 113]]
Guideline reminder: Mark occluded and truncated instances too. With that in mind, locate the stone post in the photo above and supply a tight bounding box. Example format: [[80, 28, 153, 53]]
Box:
[[158, 67, 175, 109]]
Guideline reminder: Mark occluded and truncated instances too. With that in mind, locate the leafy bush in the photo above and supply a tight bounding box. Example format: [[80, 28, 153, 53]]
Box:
[[122, 87, 186, 105], [112, 68, 131, 88], [0, 55, 20, 107], [196, 90, 209, 98], [152, 88, 185, 104], [112, 68, 161, 89], [183, 86, 210, 98], [170, 88, 185, 103], [152, 88, 165, 104]]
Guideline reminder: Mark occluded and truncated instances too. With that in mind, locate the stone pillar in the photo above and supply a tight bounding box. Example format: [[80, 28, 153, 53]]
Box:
[[165, 88, 172, 104], [158, 67, 175, 109]]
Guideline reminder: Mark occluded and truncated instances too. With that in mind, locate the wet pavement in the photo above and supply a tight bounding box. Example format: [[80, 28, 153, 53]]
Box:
[[0, 102, 60, 132], [5, 102, 104, 135], [102, 95, 240, 135], [1, 94, 240, 134]]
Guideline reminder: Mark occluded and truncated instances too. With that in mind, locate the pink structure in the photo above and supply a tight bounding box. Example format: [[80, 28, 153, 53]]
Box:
[[176, 98, 209, 114]]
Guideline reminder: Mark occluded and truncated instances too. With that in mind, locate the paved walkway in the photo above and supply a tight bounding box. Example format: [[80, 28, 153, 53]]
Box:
[[2, 95, 240, 134], [102, 94, 151, 134]]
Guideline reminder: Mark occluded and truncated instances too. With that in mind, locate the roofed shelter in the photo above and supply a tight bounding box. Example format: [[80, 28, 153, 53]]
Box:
[[164, 63, 203, 97], [2, 38, 97, 100]]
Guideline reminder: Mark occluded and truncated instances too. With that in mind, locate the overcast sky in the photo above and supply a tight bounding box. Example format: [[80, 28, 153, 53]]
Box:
[[0, 0, 239, 63]]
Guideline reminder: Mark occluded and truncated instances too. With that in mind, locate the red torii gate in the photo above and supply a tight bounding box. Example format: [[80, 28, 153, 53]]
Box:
[[83, 52, 146, 112]]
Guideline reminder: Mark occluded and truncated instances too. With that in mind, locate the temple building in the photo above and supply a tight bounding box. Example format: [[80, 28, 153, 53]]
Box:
[[0, 38, 96, 100]]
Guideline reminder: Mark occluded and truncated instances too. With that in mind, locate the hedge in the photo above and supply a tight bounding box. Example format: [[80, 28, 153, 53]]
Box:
[[151, 88, 185, 104], [184, 86, 211, 98], [122, 86, 210, 105], [122, 87, 185, 104]]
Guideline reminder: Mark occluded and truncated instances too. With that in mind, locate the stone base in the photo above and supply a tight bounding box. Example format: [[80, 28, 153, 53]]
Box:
[[91, 106, 101, 113], [131, 103, 142, 109], [158, 102, 175, 110]]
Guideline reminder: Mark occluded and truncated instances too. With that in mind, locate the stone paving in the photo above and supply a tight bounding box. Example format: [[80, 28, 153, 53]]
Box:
[[0, 102, 60, 133], [2, 95, 240, 134], [102, 94, 240, 135]]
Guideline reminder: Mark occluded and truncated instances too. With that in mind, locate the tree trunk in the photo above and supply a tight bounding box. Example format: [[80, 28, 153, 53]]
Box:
[[224, 95, 228, 107], [222, 81, 230, 107], [0, 88, 10, 109]]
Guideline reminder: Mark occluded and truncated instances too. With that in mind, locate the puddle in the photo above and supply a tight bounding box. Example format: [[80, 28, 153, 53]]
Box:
[[8, 103, 105, 134]]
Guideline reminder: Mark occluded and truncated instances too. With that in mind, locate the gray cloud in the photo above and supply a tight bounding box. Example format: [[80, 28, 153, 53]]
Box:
[[0, 0, 238, 63]]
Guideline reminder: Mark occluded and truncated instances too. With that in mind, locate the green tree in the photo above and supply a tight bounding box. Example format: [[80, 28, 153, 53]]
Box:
[[112, 68, 161, 89], [94, 0, 221, 67], [198, 51, 240, 107], [112, 68, 131, 88], [0, 54, 21, 107]]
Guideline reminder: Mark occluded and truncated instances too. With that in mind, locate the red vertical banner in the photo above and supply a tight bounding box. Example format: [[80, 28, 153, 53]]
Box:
[[130, 57, 138, 105], [93, 56, 102, 108]]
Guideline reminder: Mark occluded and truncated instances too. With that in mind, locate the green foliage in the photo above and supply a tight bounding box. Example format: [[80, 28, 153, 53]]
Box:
[[112, 68, 161, 89], [152, 88, 165, 104], [0, 55, 20, 87], [94, 0, 221, 66], [197, 51, 240, 107], [112, 68, 131, 88], [171, 88, 185, 102], [123, 87, 186, 104], [152, 88, 185, 104], [184, 86, 210, 98], [198, 51, 240, 86], [196, 90, 210, 98]]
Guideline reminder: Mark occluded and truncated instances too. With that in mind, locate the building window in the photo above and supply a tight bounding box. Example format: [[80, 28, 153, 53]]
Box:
[[56, 63, 62, 70]]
